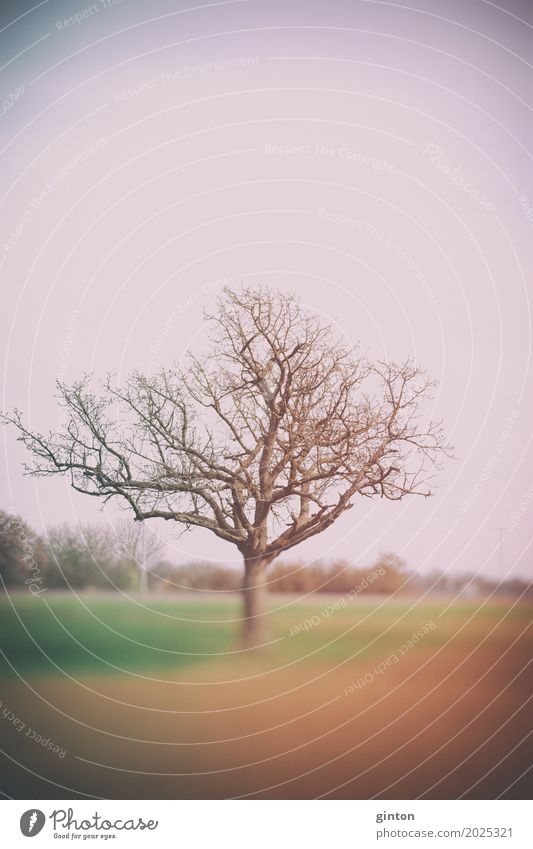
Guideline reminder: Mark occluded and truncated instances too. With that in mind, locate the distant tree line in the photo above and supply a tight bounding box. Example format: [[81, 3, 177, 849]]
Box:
[[1, 509, 531, 597], [0, 510, 162, 592]]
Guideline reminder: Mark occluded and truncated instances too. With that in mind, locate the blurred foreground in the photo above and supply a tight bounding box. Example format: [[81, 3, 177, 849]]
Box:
[[0, 592, 531, 799]]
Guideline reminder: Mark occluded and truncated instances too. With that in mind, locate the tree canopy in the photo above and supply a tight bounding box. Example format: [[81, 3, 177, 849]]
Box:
[[3, 286, 450, 644]]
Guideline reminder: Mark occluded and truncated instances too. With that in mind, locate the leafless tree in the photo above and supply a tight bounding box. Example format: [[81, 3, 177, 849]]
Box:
[[3, 286, 450, 645], [113, 519, 165, 591]]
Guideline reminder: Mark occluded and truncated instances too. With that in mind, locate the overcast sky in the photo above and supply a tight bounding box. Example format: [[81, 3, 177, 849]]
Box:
[[1, 0, 532, 578]]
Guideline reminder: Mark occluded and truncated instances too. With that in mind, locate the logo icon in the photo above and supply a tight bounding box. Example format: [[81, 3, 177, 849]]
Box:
[[20, 810, 46, 837]]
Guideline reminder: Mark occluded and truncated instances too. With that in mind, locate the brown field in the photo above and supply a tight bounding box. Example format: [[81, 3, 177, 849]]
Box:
[[1, 594, 531, 799]]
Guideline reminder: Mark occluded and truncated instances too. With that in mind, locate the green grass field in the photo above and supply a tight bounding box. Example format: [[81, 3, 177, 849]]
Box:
[[1, 591, 530, 678], [1, 592, 531, 799]]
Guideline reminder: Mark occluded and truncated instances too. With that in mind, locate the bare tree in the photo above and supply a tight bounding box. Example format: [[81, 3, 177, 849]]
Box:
[[3, 286, 449, 645], [113, 519, 165, 591]]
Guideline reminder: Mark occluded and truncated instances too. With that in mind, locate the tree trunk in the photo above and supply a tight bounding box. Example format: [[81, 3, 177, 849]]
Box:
[[138, 563, 148, 593], [241, 558, 269, 648]]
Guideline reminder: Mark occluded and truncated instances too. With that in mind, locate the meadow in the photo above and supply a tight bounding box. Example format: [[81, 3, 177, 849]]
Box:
[[0, 591, 531, 799]]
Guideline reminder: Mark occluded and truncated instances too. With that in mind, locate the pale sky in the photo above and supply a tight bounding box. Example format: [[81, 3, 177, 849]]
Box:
[[1, 0, 532, 578]]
